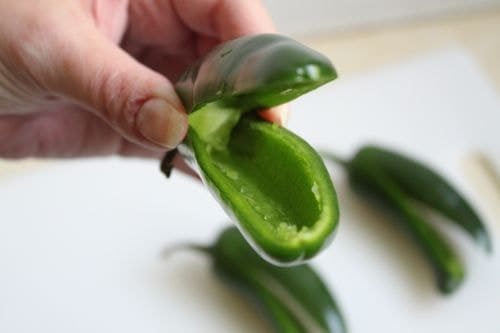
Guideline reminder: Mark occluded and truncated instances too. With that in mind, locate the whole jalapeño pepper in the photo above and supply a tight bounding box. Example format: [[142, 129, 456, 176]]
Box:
[[181, 226, 347, 333], [323, 145, 492, 294]]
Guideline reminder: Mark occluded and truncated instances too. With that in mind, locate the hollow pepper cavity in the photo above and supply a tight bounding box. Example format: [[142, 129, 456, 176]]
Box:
[[323, 145, 492, 294], [162, 34, 339, 265]]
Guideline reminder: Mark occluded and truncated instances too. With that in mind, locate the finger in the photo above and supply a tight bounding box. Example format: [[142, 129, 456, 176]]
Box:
[[196, 36, 221, 56], [0, 108, 155, 158], [258, 104, 290, 126], [0, 108, 125, 158], [137, 48, 196, 83], [172, 0, 276, 40], [0, 108, 200, 180], [127, 0, 274, 56], [126, 0, 195, 55], [26, 8, 188, 150]]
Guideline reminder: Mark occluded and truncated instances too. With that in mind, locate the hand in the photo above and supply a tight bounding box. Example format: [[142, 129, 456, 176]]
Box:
[[0, 0, 282, 159]]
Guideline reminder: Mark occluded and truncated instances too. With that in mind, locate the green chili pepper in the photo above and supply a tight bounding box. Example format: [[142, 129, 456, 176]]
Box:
[[182, 226, 347, 333], [163, 34, 339, 265], [323, 145, 492, 294]]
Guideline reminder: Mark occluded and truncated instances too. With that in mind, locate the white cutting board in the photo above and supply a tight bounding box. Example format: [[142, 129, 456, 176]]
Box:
[[1, 48, 499, 333]]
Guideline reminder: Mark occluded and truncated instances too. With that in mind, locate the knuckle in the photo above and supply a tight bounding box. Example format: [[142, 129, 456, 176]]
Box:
[[94, 69, 142, 132]]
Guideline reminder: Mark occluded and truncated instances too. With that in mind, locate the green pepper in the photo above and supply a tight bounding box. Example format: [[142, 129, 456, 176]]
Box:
[[180, 226, 347, 333], [323, 145, 492, 294], [163, 34, 339, 265]]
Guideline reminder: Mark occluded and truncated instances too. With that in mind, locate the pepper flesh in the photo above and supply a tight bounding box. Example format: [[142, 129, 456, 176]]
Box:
[[204, 226, 347, 333], [170, 34, 339, 265], [323, 145, 490, 294]]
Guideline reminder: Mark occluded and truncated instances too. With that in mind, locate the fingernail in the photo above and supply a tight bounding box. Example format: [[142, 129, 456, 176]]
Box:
[[258, 104, 290, 126], [275, 104, 290, 126], [137, 98, 188, 149]]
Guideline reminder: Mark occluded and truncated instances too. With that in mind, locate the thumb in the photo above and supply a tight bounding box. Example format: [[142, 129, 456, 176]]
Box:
[[42, 19, 188, 150]]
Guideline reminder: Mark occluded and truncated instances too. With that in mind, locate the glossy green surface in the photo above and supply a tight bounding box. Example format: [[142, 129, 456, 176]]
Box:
[[322, 145, 490, 294], [355, 146, 492, 252], [176, 34, 336, 113], [347, 161, 465, 294], [209, 227, 347, 333], [173, 34, 339, 265]]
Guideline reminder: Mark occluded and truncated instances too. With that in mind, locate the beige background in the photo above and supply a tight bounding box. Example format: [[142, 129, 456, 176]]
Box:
[[264, 0, 500, 35]]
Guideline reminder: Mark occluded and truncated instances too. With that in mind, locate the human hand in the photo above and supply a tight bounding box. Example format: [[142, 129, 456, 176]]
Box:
[[0, 0, 283, 159]]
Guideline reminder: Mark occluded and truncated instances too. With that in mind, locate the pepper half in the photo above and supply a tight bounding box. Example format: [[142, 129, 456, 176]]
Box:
[[323, 145, 492, 294], [165, 34, 339, 265], [181, 226, 347, 333]]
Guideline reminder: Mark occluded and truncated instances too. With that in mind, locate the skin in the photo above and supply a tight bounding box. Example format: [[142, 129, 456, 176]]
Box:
[[0, 0, 285, 166]]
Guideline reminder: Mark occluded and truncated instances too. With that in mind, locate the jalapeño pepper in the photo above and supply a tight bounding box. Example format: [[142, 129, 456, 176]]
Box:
[[178, 226, 347, 333], [163, 34, 339, 265], [323, 145, 492, 294]]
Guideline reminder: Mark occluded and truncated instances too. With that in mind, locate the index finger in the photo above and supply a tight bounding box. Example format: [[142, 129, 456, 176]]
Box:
[[172, 0, 287, 125], [172, 0, 275, 40]]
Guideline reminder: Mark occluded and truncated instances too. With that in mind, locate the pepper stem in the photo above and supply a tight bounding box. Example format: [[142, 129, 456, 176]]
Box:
[[160, 149, 179, 179], [161, 243, 213, 259], [319, 150, 349, 168]]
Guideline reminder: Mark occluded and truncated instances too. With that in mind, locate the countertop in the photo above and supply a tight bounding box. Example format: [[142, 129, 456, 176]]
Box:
[[301, 10, 500, 91]]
